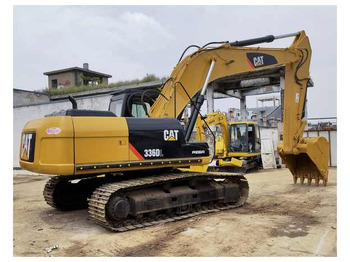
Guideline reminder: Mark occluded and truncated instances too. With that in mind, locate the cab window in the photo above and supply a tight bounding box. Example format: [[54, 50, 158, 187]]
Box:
[[131, 102, 150, 118], [109, 99, 124, 117], [230, 124, 248, 152]]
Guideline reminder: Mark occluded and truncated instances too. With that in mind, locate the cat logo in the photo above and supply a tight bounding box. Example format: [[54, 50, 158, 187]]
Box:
[[253, 56, 264, 67], [163, 129, 179, 141], [246, 52, 277, 69], [20, 133, 35, 162]]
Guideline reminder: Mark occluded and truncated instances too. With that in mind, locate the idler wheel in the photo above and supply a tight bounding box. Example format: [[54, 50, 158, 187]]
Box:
[[107, 196, 130, 220]]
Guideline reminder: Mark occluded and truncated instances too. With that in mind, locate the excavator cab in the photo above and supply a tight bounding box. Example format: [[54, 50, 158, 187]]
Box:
[[218, 121, 262, 172], [109, 87, 159, 117], [229, 122, 260, 154]]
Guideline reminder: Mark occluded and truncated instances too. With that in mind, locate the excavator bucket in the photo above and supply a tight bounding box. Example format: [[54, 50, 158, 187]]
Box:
[[278, 137, 329, 186]]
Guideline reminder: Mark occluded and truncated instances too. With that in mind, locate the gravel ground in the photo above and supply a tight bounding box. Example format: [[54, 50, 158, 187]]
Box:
[[13, 168, 337, 257]]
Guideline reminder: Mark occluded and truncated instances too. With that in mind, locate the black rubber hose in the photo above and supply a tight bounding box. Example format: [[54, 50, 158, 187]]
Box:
[[177, 45, 200, 64]]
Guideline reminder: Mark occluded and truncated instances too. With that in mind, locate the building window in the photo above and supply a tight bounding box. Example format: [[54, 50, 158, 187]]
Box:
[[51, 79, 58, 89]]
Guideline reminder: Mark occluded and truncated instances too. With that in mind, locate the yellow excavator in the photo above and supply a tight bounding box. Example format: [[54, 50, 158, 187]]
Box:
[[19, 31, 329, 232], [195, 112, 261, 173]]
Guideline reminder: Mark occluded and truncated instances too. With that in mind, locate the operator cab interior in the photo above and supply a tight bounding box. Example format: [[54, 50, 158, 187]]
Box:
[[229, 123, 260, 153], [109, 89, 159, 117]]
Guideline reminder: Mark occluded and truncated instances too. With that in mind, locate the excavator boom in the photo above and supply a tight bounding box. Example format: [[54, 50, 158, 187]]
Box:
[[148, 30, 329, 185]]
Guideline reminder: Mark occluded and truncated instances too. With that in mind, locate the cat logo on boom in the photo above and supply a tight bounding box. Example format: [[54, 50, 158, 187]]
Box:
[[246, 52, 278, 68], [163, 129, 179, 141], [253, 56, 264, 67]]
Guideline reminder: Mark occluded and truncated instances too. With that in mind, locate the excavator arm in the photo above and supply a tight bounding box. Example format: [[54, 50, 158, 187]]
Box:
[[195, 112, 229, 156], [195, 112, 245, 169], [149, 30, 329, 185]]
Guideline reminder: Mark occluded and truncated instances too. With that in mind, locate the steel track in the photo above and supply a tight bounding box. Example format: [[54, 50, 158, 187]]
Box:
[[88, 172, 249, 232], [43, 176, 63, 209]]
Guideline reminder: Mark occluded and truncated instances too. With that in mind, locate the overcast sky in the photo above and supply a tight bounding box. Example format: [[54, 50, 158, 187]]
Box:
[[13, 5, 336, 118]]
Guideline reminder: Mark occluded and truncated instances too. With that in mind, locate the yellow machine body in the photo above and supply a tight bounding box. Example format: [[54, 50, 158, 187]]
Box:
[[218, 157, 244, 168], [20, 116, 75, 175], [20, 116, 210, 175]]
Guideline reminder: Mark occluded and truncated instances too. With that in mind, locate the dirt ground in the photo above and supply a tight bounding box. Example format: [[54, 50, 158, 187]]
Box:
[[13, 168, 337, 257]]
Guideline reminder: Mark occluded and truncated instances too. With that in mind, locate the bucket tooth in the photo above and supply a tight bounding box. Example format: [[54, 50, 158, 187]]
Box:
[[293, 175, 297, 184], [307, 174, 312, 186], [323, 178, 328, 187], [315, 176, 320, 186], [300, 176, 305, 185]]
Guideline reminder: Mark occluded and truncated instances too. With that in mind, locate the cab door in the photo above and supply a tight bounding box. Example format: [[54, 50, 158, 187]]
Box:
[[247, 124, 261, 153]]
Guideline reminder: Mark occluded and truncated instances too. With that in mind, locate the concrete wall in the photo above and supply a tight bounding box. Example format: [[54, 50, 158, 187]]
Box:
[[76, 71, 86, 86], [48, 71, 76, 89], [13, 94, 112, 167], [101, 77, 108, 85], [13, 89, 50, 107]]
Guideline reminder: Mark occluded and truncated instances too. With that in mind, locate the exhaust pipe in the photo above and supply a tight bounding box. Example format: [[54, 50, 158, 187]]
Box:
[[68, 95, 77, 109]]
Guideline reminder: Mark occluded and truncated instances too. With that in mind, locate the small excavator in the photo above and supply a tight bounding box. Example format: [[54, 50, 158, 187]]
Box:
[[19, 31, 329, 232], [195, 112, 261, 173]]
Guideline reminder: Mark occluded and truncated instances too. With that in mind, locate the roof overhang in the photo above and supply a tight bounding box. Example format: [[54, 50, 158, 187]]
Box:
[[43, 67, 112, 78]]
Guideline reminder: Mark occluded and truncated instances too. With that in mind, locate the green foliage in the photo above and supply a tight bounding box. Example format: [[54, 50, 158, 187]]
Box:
[[81, 74, 102, 85], [41, 74, 165, 96]]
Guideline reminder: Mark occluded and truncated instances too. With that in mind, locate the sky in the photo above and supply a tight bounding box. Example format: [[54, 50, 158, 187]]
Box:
[[13, 5, 337, 118]]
